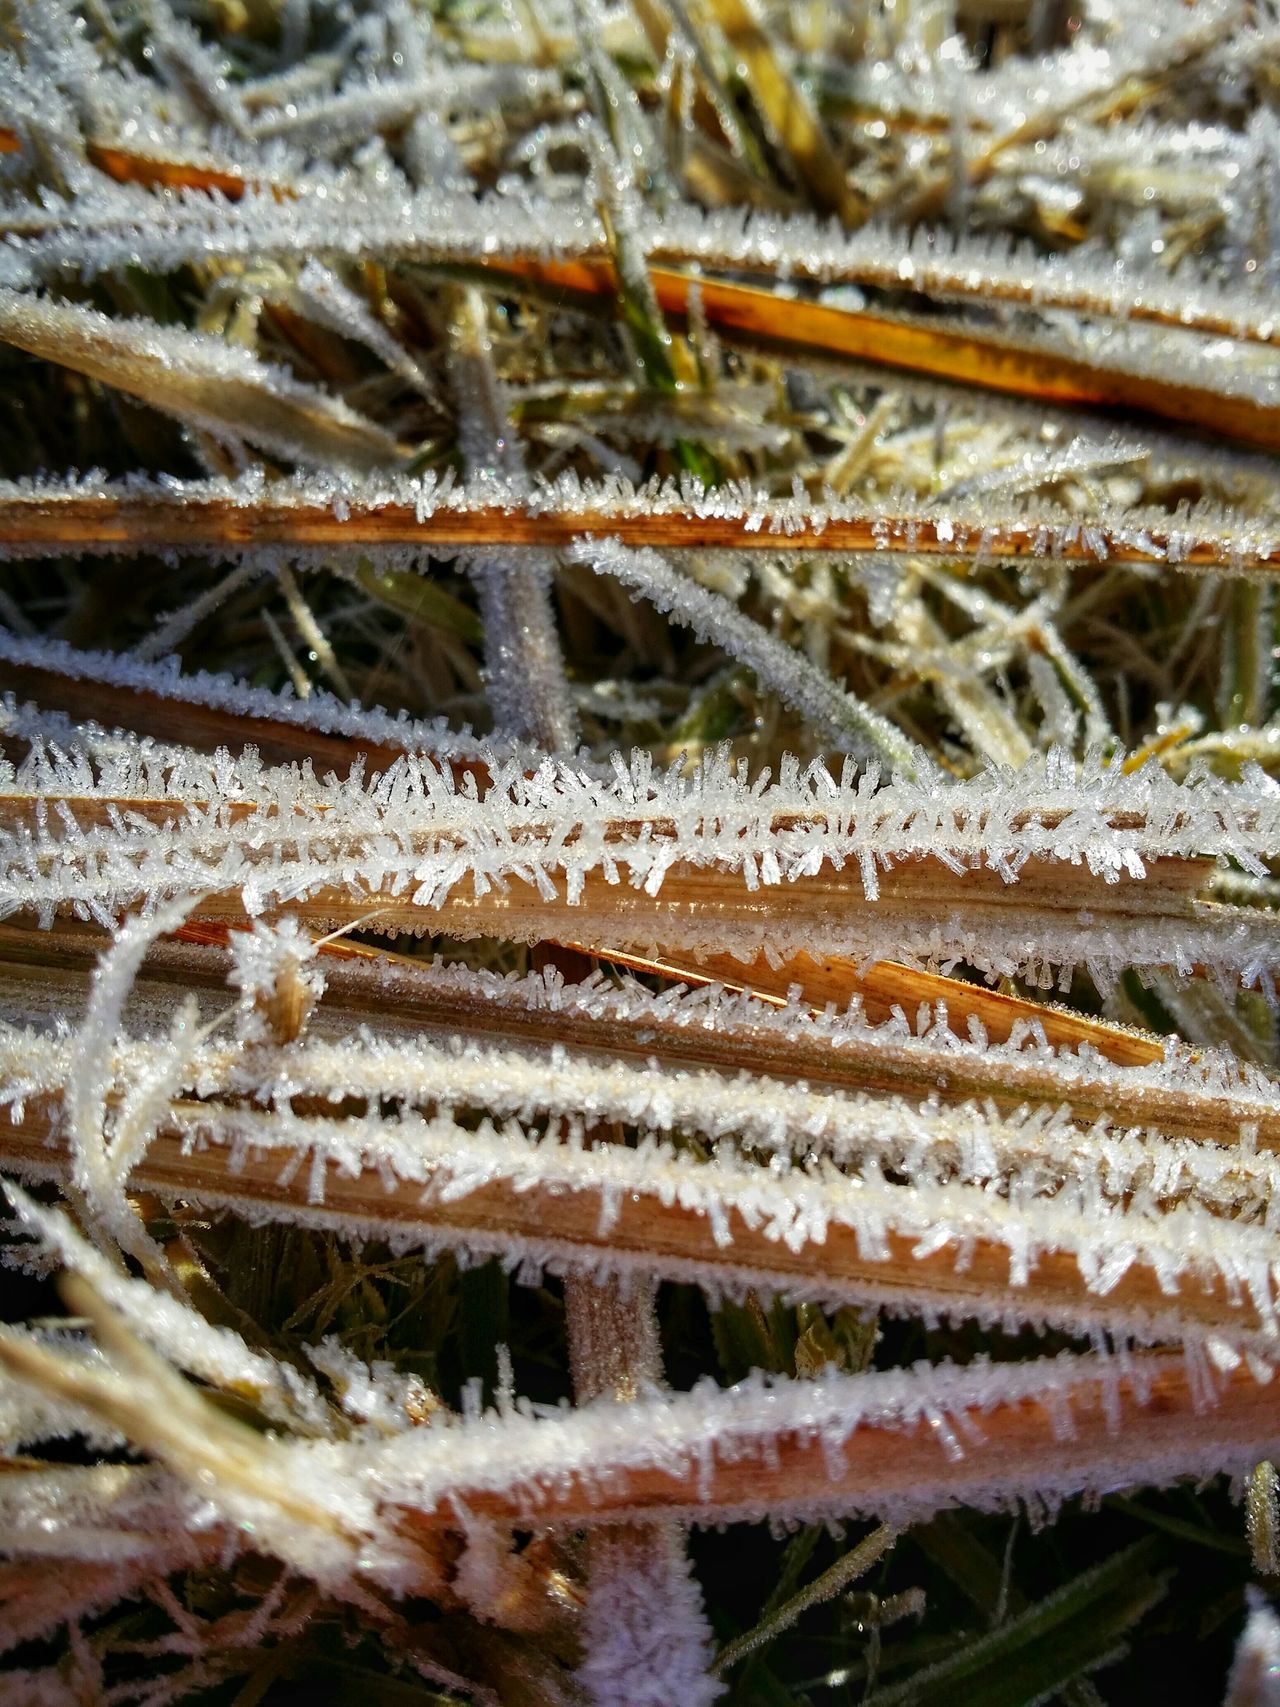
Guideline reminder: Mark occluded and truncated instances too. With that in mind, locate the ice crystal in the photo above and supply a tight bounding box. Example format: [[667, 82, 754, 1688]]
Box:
[[1227, 1592, 1280, 1707], [576, 1523, 723, 1707], [226, 916, 326, 1045]]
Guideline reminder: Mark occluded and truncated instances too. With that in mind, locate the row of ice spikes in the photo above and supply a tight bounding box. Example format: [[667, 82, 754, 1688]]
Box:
[[4, 655, 1280, 990], [1, 876, 1280, 1667]]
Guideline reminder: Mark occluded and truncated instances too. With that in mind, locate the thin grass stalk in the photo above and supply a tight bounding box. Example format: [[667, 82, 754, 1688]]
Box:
[[0, 479, 1274, 576]]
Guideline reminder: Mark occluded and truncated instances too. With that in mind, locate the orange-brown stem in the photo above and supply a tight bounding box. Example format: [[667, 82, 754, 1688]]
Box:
[[0, 1100, 1269, 1351], [0, 490, 1272, 573], [392, 1353, 1280, 1531]]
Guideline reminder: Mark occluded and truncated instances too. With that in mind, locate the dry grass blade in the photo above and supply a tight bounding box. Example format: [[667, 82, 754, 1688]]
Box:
[[497, 259, 1280, 451], [384, 1353, 1280, 1534], [2, 776, 1264, 993], [3, 1091, 1276, 1358], [578, 942, 1168, 1065], [3, 1, 1280, 1699], [0, 476, 1275, 575], [0, 293, 407, 473], [2, 917, 1273, 1154], [1, 659, 414, 779], [0, 125, 259, 199], [2, 1315, 1277, 1562], [3, 122, 1275, 345]]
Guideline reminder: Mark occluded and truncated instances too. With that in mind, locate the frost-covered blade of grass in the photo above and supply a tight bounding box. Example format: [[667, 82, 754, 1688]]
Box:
[[643, 213, 1280, 349], [447, 287, 577, 753], [4, 1333, 1278, 1597], [0, 471, 1276, 577], [370, 1347, 1280, 1533], [530, 941, 1170, 1064], [11, 168, 1276, 343], [9, 1335, 1273, 1543], [5, 1027, 1280, 1358], [2, 736, 1275, 988], [568, 535, 931, 774], [4, 923, 1278, 1153], [0, 292, 406, 473], [0, 630, 495, 778]]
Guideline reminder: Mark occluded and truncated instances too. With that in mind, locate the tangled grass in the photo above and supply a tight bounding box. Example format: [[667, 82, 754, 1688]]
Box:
[[1, 0, 1280, 1701]]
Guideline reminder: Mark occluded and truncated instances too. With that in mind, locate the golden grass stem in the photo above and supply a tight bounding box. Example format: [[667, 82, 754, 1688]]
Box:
[[0, 1096, 1270, 1355], [0, 486, 1273, 575], [395, 1353, 1280, 1531]]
